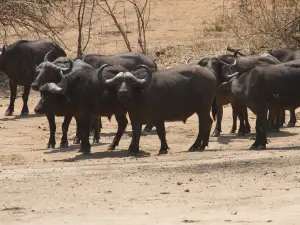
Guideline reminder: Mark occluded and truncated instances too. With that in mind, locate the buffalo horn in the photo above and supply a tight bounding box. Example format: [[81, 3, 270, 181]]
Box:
[[132, 64, 153, 87], [44, 49, 52, 62], [39, 75, 67, 94], [226, 72, 239, 78], [52, 59, 73, 74], [104, 72, 125, 85], [186, 57, 193, 65], [96, 64, 113, 82]]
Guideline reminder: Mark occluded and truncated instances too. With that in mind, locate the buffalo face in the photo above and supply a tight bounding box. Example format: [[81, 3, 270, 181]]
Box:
[[99, 65, 153, 101], [31, 55, 73, 91]]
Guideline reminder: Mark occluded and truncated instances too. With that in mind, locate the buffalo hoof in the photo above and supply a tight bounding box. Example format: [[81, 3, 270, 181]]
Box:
[[211, 130, 220, 137], [257, 145, 266, 150], [20, 112, 29, 117], [128, 144, 139, 154], [158, 149, 168, 155], [60, 142, 69, 148], [93, 139, 100, 144], [5, 109, 13, 116], [47, 143, 56, 149], [107, 144, 116, 151], [188, 146, 205, 152], [78, 150, 91, 155], [230, 128, 236, 134], [287, 122, 296, 127], [237, 132, 246, 137], [249, 144, 257, 150], [73, 137, 80, 144]]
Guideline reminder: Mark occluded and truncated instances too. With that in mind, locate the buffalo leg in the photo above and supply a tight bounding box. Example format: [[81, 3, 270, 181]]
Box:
[[20, 84, 30, 116], [5, 80, 17, 116], [281, 109, 286, 127], [73, 116, 81, 144], [128, 116, 142, 154], [211, 103, 223, 137], [230, 105, 238, 134], [92, 117, 101, 144], [287, 110, 296, 127], [250, 103, 267, 150], [155, 121, 169, 155], [189, 109, 213, 152], [108, 114, 128, 150], [46, 112, 56, 148], [60, 116, 72, 148], [78, 113, 91, 154], [244, 108, 251, 134]]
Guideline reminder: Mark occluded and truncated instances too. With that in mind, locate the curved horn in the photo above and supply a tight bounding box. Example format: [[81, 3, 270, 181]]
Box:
[[234, 48, 242, 57], [227, 72, 239, 78], [132, 64, 153, 87], [52, 59, 73, 74], [104, 72, 125, 85], [96, 64, 113, 82], [39, 75, 67, 94], [44, 49, 52, 62], [186, 57, 193, 65], [215, 57, 237, 67]]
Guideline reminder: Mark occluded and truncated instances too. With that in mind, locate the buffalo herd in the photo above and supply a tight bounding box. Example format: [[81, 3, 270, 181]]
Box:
[[2, 39, 300, 155]]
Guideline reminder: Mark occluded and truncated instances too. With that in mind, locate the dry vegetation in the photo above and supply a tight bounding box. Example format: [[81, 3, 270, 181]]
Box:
[[2, 1, 300, 224]]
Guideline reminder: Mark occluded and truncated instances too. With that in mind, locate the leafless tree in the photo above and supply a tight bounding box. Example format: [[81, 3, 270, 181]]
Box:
[[98, 0, 151, 54]]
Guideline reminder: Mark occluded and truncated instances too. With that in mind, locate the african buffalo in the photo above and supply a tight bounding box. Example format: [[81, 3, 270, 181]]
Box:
[[267, 46, 300, 127], [81, 52, 158, 132], [194, 52, 281, 136], [217, 59, 300, 150], [99, 64, 216, 154], [1, 39, 66, 116], [33, 58, 130, 153]]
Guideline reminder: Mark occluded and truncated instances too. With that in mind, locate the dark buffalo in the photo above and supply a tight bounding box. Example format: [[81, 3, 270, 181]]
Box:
[[190, 52, 281, 137], [81, 52, 158, 132], [32, 53, 102, 147], [217, 59, 300, 150], [100, 64, 216, 154], [267, 46, 300, 127], [1, 39, 66, 116], [33, 58, 129, 153]]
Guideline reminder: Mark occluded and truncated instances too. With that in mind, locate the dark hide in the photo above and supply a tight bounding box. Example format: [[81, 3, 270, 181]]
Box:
[[33, 59, 129, 153], [0, 39, 66, 116], [207, 53, 281, 136], [101, 64, 216, 155], [81, 51, 158, 132], [267, 47, 300, 127], [222, 59, 300, 150]]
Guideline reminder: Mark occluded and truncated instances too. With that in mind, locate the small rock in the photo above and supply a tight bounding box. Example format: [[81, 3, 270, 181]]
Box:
[[105, 190, 112, 194], [189, 178, 193, 182], [177, 182, 183, 185], [286, 188, 290, 191], [43, 159, 47, 162], [262, 188, 266, 190], [160, 192, 170, 195], [267, 220, 272, 223], [263, 171, 268, 175], [231, 211, 237, 215], [184, 189, 190, 193]]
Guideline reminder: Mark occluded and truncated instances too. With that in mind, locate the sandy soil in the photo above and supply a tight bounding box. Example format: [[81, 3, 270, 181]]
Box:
[[1, 92, 300, 225]]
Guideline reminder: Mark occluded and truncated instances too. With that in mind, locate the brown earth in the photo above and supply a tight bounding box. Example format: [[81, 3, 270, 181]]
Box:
[[1, 93, 300, 225], [1, 0, 300, 224]]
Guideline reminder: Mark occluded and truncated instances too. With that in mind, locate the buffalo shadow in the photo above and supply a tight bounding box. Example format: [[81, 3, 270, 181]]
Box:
[[214, 130, 298, 145], [42, 142, 106, 154], [0, 113, 44, 121], [53, 149, 150, 162]]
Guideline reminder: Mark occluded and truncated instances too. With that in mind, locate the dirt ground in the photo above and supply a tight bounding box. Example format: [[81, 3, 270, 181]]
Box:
[[1, 92, 300, 225], [1, 0, 300, 224]]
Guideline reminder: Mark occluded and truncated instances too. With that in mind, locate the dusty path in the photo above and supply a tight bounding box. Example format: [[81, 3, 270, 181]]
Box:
[[1, 94, 300, 225]]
